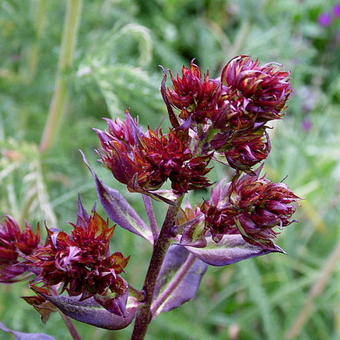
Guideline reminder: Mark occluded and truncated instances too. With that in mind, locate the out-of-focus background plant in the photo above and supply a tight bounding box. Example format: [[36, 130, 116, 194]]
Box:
[[0, 0, 339, 339]]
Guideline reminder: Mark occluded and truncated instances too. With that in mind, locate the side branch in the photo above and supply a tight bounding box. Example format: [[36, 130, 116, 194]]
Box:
[[151, 253, 196, 316]]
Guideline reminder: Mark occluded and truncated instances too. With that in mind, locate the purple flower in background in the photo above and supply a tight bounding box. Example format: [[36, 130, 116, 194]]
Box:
[[318, 12, 332, 27], [318, 3, 340, 27], [302, 118, 313, 132], [334, 4, 340, 17]]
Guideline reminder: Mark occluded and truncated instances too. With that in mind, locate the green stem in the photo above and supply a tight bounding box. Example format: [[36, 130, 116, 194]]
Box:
[[26, 0, 49, 83], [131, 197, 183, 340], [39, 0, 83, 152]]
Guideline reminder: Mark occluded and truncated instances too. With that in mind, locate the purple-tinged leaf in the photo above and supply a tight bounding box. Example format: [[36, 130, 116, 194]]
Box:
[[80, 151, 153, 243], [35, 294, 140, 330], [152, 245, 208, 316], [142, 195, 159, 240], [0, 322, 55, 340], [185, 234, 284, 266]]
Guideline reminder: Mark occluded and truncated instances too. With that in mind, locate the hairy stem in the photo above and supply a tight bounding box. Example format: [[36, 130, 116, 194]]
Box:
[[142, 194, 159, 241], [150, 253, 196, 316], [40, 0, 83, 152], [131, 197, 183, 340]]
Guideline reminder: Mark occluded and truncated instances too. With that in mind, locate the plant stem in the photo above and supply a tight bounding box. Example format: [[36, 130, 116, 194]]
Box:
[[59, 311, 82, 340], [150, 253, 196, 317], [26, 0, 49, 83], [142, 194, 159, 241], [39, 0, 83, 152], [131, 197, 183, 340]]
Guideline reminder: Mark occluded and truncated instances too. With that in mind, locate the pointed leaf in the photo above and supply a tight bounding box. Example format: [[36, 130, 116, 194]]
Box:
[[35, 294, 139, 330], [80, 151, 153, 243], [185, 234, 284, 266], [0, 322, 55, 340], [153, 245, 208, 316]]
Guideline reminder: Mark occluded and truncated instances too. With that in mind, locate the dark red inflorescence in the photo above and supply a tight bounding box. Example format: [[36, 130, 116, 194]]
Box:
[[0, 216, 40, 282]]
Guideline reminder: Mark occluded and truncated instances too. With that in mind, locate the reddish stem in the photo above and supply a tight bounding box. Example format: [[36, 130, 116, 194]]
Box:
[[131, 197, 182, 340]]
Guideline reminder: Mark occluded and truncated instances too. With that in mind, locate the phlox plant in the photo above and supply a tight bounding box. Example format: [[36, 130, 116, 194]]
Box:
[[0, 55, 300, 340]]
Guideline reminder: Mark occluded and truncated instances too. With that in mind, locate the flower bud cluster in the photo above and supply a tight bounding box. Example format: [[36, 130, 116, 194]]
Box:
[[0, 206, 130, 314], [0, 216, 40, 282], [158, 55, 298, 249], [29, 210, 129, 304], [201, 171, 299, 249], [164, 55, 291, 172], [96, 114, 212, 194]]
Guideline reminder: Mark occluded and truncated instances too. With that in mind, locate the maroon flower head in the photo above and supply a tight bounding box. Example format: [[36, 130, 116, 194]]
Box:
[[0, 216, 40, 282], [95, 113, 144, 186], [202, 172, 300, 249], [138, 129, 212, 194], [220, 128, 270, 171], [201, 201, 239, 242], [164, 61, 224, 125], [200, 180, 239, 242], [100, 112, 142, 146], [29, 210, 129, 309], [221, 55, 292, 122], [96, 117, 212, 194]]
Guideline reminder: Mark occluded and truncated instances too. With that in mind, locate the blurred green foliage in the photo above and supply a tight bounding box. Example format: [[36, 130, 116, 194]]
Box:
[[0, 0, 339, 339]]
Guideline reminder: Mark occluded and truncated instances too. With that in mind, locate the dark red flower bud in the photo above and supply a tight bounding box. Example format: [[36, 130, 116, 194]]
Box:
[[96, 116, 212, 194], [221, 55, 292, 121], [138, 129, 212, 194], [0, 216, 40, 282], [164, 62, 225, 125], [214, 128, 271, 172], [29, 211, 129, 306], [201, 201, 239, 242], [202, 172, 300, 249]]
